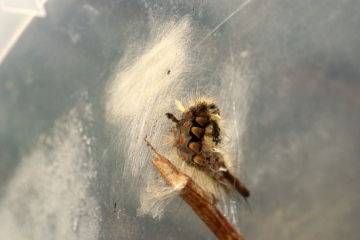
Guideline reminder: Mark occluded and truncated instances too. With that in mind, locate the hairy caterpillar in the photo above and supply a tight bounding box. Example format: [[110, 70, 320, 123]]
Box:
[[166, 97, 250, 200]]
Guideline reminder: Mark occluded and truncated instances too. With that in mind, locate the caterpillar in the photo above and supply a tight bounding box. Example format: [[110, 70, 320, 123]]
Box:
[[166, 97, 250, 200]]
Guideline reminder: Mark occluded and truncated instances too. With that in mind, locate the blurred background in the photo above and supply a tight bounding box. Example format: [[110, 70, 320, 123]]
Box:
[[0, 0, 359, 239]]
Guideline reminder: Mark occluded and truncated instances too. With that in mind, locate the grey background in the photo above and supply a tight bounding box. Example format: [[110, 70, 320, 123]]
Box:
[[0, 0, 359, 239]]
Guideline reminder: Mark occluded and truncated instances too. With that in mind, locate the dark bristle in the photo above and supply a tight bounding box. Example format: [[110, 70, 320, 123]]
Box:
[[223, 171, 250, 199], [166, 112, 180, 123]]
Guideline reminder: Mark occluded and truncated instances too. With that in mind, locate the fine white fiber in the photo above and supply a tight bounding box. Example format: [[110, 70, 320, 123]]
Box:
[[106, 16, 194, 178], [105, 15, 253, 224]]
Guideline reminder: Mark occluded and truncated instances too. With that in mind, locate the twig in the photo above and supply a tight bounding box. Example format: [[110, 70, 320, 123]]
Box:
[[145, 138, 245, 240]]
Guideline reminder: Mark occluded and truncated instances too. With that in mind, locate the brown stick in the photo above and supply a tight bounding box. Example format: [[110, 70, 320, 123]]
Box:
[[145, 138, 245, 240]]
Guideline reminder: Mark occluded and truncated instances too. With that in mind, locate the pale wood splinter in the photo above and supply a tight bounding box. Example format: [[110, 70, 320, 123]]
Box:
[[145, 138, 245, 240]]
